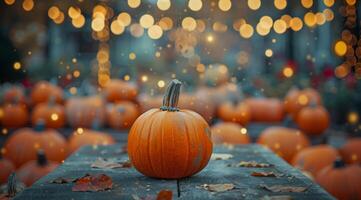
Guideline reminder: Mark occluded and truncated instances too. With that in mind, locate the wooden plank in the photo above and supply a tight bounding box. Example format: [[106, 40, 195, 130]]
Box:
[[178, 144, 335, 200], [14, 144, 178, 200]]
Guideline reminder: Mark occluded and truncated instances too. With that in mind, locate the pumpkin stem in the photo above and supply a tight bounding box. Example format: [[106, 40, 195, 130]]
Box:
[[7, 173, 17, 197], [37, 149, 48, 166], [160, 80, 177, 111], [168, 80, 182, 112], [333, 158, 345, 168]]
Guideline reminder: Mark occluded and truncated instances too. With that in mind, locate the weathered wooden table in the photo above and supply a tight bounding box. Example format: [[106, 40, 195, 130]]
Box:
[[14, 144, 334, 200]]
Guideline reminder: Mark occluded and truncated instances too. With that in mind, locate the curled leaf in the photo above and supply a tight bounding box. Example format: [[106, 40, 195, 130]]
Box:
[[91, 158, 132, 169], [251, 172, 282, 177], [72, 174, 113, 192], [211, 153, 233, 160], [156, 190, 172, 200], [230, 161, 273, 168], [259, 184, 308, 193], [200, 183, 235, 193], [51, 177, 78, 184]]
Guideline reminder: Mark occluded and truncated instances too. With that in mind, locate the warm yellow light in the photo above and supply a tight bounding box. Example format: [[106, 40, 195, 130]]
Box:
[[260, 16, 273, 29], [124, 75, 130, 81], [304, 12, 316, 27], [182, 17, 197, 31], [240, 128, 247, 134], [256, 23, 270, 36], [4, 0, 15, 5], [218, 0, 231, 11], [157, 0, 171, 11], [13, 62, 21, 70], [48, 6, 60, 20], [98, 73, 110, 87], [298, 95, 309, 105], [148, 25, 163, 39], [72, 15, 85, 28], [91, 18, 105, 31], [188, 0, 203, 11], [69, 87, 77, 95], [68, 6, 81, 19], [51, 113, 59, 121], [273, 19, 287, 34], [213, 22, 228, 32], [111, 20, 125, 35], [265, 49, 273, 57], [334, 40, 347, 57], [117, 12, 131, 26], [77, 127, 84, 134], [346, 0, 356, 5], [323, 9, 334, 21], [196, 19, 206, 32], [130, 23, 144, 37], [158, 17, 173, 31], [206, 35, 214, 42], [274, 0, 287, 10], [196, 63, 206, 73], [290, 17, 303, 31], [141, 75, 148, 82], [239, 24, 254, 39], [348, 112, 359, 124], [334, 65, 349, 78], [140, 14, 154, 29], [323, 0, 334, 7], [248, 0, 261, 10], [301, 0, 313, 8], [158, 80, 165, 88], [22, 0, 34, 11], [283, 67, 294, 78], [129, 52, 136, 60], [316, 13, 326, 25], [53, 12, 65, 24], [128, 0, 141, 8]]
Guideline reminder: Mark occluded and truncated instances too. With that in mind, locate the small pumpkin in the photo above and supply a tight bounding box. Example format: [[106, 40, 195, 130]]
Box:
[[291, 145, 339, 176], [128, 79, 213, 179], [31, 98, 65, 129], [3, 121, 67, 168], [17, 150, 59, 186], [244, 98, 285, 122], [106, 101, 139, 130], [2, 85, 27, 105], [316, 160, 361, 200], [31, 81, 63, 105], [339, 138, 361, 164], [0, 156, 15, 184], [65, 95, 106, 128], [257, 126, 310, 162], [211, 122, 250, 145], [0, 103, 29, 128], [67, 128, 115, 155], [284, 87, 322, 118], [217, 101, 251, 126], [103, 79, 138, 102], [296, 103, 330, 136]]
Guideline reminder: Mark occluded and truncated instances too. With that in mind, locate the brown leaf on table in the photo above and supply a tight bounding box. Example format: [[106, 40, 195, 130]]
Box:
[[51, 177, 79, 184], [200, 183, 235, 192], [210, 153, 233, 160], [259, 184, 308, 193], [231, 161, 273, 168], [91, 158, 132, 169], [251, 171, 282, 177], [156, 190, 172, 200], [72, 174, 113, 192], [260, 195, 293, 200]]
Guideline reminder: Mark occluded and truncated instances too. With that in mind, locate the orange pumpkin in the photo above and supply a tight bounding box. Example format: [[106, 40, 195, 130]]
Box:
[[106, 101, 139, 130], [257, 126, 310, 162], [103, 79, 138, 102], [2, 85, 27, 105], [17, 150, 59, 186], [296, 104, 330, 135], [67, 128, 115, 155], [3, 122, 67, 168], [128, 79, 212, 179], [244, 98, 284, 122], [65, 96, 106, 128], [31, 81, 63, 105], [31, 100, 65, 129], [284, 88, 322, 118], [291, 145, 339, 176], [217, 101, 251, 126], [316, 160, 361, 200], [0, 156, 15, 184], [0, 103, 29, 128], [211, 122, 250, 144], [339, 138, 361, 164]]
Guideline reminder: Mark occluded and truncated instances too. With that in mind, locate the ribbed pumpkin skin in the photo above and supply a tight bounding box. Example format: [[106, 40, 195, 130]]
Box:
[[291, 145, 339, 176], [211, 122, 250, 145], [31, 103, 66, 128], [340, 138, 361, 164], [284, 88, 322, 118], [106, 101, 139, 130], [316, 164, 361, 200], [0, 158, 15, 184], [244, 98, 284, 122], [17, 160, 58, 186], [31, 81, 63, 105], [217, 102, 251, 126], [3, 128, 67, 168], [128, 108, 213, 179], [104, 80, 138, 102], [257, 127, 310, 163], [296, 105, 330, 135], [1, 104, 29, 128]]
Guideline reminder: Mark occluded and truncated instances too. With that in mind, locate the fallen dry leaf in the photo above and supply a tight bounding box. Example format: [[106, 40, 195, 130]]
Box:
[[211, 153, 233, 160], [156, 190, 172, 200], [91, 158, 132, 169], [229, 161, 273, 168], [72, 174, 113, 192], [260, 195, 293, 200], [259, 184, 308, 193], [201, 183, 235, 192], [251, 171, 282, 177], [51, 177, 78, 184]]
